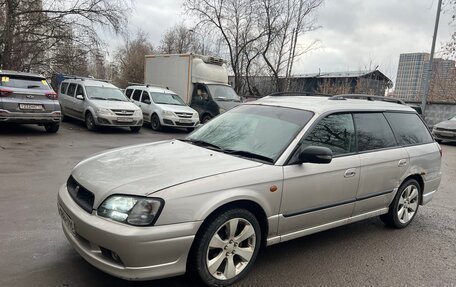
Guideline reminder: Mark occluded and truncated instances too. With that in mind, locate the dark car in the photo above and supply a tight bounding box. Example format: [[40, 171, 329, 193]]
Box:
[[432, 116, 456, 143], [0, 70, 61, 132]]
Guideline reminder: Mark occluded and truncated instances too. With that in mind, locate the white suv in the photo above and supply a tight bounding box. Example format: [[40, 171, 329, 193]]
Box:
[[59, 78, 143, 132], [125, 85, 199, 132]]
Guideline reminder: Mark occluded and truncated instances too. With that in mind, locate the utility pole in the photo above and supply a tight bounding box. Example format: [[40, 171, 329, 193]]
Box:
[[421, 0, 443, 117]]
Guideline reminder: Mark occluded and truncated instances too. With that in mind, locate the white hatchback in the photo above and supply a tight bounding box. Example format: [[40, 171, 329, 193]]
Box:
[[126, 85, 199, 132]]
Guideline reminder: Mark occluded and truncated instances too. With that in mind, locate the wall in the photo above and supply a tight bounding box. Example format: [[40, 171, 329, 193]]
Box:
[[408, 101, 456, 126]]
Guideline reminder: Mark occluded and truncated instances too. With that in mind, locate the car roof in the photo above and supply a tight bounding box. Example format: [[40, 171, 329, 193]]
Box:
[[62, 79, 117, 88], [250, 95, 416, 115], [126, 85, 176, 94], [0, 69, 45, 79]]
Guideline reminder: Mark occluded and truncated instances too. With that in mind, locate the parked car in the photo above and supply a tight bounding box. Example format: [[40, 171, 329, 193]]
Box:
[[58, 78, 143, 132], [125, 85, 199, 132], [0, 70, 61, 132], [432, 115, 456, 143], [58, 94, 442, 286]]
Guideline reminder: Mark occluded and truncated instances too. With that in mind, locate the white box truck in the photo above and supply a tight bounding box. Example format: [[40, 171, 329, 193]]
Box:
[[144, 53, 240, 123]]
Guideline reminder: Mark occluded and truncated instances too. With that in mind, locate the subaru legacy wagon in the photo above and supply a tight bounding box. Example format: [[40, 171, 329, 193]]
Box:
[[57, 95, 441, 286]]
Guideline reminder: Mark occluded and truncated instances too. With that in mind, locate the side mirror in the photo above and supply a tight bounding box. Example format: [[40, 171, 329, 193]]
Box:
[[76, 94, 84, 100], [144, 99, 151, 104], [298, 146, 333, 164]]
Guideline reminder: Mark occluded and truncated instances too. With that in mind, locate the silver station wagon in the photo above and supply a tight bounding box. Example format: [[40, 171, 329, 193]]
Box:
[[57, 94, 442, 286]]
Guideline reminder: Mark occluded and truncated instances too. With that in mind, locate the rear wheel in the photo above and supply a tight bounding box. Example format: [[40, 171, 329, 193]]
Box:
[[130, 126, 141, 133], [85, 112, 98, 131], [192, 209, 261, 286], [150, 114, 162, 131], [380, 179, 421, 228], [44, 123, 59, 133]]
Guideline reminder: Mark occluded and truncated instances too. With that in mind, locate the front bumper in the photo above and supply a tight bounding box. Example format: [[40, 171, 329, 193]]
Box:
[[161, 115, 199, 128], [95, 114, 143, 127], [0, 109, 61, 124], [432, 129, 456, 142], [57, 184, 200, 281]]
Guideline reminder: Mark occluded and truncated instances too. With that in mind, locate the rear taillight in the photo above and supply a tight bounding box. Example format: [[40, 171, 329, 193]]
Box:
[[45, 91, 58, 100], [0, 88, 13, 97]]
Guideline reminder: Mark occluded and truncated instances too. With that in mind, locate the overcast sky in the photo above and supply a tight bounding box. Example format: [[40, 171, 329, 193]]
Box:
[[114, 0, 454, 84]]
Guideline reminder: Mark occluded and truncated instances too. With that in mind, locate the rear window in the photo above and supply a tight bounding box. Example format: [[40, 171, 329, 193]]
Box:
[[354, 113, 397, 152], [1, 75, 50, 90], [384, 112, 433, 145]]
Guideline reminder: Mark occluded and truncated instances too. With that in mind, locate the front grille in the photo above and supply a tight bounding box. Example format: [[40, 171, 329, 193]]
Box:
[[175, 122, 194, 127], [111, 109, 134, 116], [175, 112, 193, 118], [67, 176, 95, 213], [435, 127, 456, 132]]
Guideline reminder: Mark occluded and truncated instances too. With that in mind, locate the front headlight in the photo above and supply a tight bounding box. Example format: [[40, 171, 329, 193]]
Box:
[[133, 109, 142, 116], [97, 195, 164, 226], [162, 110, 175, 117], [97, 108, 113, 116]]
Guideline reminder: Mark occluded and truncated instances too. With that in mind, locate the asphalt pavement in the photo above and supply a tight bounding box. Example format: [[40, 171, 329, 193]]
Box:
[[1, 120, 455, 287]]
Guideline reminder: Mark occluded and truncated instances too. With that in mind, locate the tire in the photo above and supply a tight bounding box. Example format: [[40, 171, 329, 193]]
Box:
[[85, 112, 98, 131], [192, 209, 261, 287], [150, 114, 162, 131], [186, 127, 195, 133], [380, 179, 421, 228], [130, 126, 141, 133], [44, 123, 59, 133], [202, 114, 212, 124]]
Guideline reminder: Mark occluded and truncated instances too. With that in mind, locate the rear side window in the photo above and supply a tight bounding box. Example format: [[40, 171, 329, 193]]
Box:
[[60, 82, 68, 94], [302, 113, 356, 156], [132, 89, 141, 101], [354, 113, 397, 152], [1, 75, 50, 90], [384, 112, 433, 145], [67, 83, 77, 97], [125, 88, 133, 98]]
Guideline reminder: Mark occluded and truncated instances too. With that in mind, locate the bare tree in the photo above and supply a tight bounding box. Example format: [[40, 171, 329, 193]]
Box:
[[0, 0, 130, 72], [159, 23, 199, 54], [443, 0, 456, 58], [112, 30, 154, 88]]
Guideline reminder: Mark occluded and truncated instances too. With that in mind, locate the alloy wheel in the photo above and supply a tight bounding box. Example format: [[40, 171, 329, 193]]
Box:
[[397, 185, 419, 224]]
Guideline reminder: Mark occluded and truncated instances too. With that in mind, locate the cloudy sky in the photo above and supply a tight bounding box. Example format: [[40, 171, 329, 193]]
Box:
[[114, 0, 454, 84]]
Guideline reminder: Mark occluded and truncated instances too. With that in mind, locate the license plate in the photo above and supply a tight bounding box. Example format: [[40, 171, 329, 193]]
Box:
[[179, 119, 192, 123], [19, 103, 43, 110], [58, 204, 76, 236], [117, 117, 133, 122]]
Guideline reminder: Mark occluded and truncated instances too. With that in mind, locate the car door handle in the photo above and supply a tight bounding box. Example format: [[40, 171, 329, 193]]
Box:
[[398, 159, 408, 167], [344, 168, 357, 178]]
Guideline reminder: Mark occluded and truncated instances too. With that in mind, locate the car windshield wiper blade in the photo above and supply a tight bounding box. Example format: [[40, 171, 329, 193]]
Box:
[[180, 139, 223, 151], [223, 149, 274, 163], [27, 85, 41, 89], [91, 97, 107, 100], [107, 98, 124, 101]]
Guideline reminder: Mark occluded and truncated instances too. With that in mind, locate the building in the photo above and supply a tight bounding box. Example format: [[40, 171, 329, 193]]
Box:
[[395, 52, 456, 102], [229, 69, 392, 98]]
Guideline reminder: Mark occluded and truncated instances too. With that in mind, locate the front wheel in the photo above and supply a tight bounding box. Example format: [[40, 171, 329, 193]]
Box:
[[380, 179, 421, 228], [44, 123, 59, 133], [192, 209, 261, 286], [85, 112, 98, 131], [130, 126, 141, 133], [150, 114, 162, 131], [202, 114, 212, 124]]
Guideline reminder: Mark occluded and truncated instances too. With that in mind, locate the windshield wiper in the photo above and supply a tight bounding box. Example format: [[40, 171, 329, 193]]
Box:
[[107, 98, 124, 101], [180, 139, 223, 151], [27, 85, 41, 89], [91, 97, 107, 100], [223, 149, 274, 163]]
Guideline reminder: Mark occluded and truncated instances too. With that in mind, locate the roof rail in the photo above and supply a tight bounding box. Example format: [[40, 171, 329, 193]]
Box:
[[127, 82, 165, 89], [267, 91, 333, 97], [62, 75, 110, 83], [329, 94, 405, 104]]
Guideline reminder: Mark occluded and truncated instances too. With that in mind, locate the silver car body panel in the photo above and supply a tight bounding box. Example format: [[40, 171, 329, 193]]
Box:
[[58, 96, 442, 280]]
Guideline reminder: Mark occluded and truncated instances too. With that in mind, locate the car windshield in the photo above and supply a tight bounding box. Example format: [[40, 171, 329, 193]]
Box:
[[185, 105, 313, 163], [85, 86, 128, 101], [1, 75, 50, 90], [207, 84, 240, 102], [151, 92, 185, 105]]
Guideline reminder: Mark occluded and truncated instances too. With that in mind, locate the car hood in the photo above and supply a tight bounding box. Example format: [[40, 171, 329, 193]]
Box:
[[435, 120, 456, 130], [71, 140, 262, 206], [157, 104, 197, 114], [91, 100, 139, 111]]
